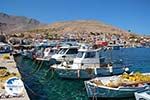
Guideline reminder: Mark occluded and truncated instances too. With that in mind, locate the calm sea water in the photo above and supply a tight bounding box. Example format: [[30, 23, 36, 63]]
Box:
[[15, 48, 150, 100]]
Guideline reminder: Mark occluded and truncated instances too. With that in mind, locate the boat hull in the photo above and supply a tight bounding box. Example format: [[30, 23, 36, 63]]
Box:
[[52, 65, 126, 79], [134, 89, 150, 100], [84, 81, 147, 98], [21, 52, 33, 59]]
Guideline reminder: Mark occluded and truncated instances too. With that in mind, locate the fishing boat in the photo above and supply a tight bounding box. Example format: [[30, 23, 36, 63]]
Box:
[[135, 88, 150, 100], [51, 47, 130, 79], [84, 72, 150, 98], [0, 42, 12, 53], [51, 46, 79, 63], [108, 44, 124, 50], [60, 38, 79, 46], [21, 49, 34, 59], [12, 48, 22, 56], [35, 47, 57, 61]]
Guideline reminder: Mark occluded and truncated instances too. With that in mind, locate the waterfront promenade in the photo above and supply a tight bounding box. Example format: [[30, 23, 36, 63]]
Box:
[[0, 53, 30, 100]]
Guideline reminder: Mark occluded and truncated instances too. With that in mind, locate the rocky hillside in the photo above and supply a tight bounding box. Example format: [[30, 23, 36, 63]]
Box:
[[0, 12, 134, 39], [28, 20, 132, 37], [46, 20, 129, 34], [0, 12, 42, 33]]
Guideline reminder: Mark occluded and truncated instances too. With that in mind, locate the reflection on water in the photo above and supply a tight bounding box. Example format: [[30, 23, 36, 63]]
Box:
[[14, 48, 150, 100]]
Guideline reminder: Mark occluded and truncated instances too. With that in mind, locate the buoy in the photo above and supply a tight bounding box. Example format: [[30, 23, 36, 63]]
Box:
[[124, 67, 129, 72], [44, 48, 51, 57], [108, 64, 113, 73], [94, 68, 97, 75]]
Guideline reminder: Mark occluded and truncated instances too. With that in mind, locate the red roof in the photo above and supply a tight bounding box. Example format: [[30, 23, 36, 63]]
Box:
[[96, 41, 108, 46]]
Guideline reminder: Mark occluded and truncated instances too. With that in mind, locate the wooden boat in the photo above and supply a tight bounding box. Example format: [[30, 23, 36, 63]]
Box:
[[135, 88, 150, 100], [84, 72, 150, 98], [51, 47, 130, 79]]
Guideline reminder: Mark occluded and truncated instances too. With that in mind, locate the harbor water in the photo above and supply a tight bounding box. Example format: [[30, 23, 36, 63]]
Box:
[[14, 48, 150, 100]]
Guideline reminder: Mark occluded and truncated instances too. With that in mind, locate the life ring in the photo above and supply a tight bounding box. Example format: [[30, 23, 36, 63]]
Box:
[[44, 48, 51, 57], [44, 48, 51, 53]]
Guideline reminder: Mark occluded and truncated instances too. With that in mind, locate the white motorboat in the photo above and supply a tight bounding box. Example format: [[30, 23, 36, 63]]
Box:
[[51, 46, 79, 63], [35, 47, 57, 61], [51, 47, 129, 79]]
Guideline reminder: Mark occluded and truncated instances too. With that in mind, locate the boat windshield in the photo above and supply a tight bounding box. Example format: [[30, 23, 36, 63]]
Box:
[[84, 52, 96, 58], [66, 48, 78, 54], [76, 51, 84, 58], [58, 48, 68, 54]]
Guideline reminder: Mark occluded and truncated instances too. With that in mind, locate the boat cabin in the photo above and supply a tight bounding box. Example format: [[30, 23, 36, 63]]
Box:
[[51, 46, 79, 62], [60, 38, 78, 46], [72, 48, 107, 69]]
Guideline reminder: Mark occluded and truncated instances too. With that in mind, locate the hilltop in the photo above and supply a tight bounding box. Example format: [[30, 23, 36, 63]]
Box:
[[43, 20, 129, 35], [0, 12, 136, 39], [26, 20, 133, 38]]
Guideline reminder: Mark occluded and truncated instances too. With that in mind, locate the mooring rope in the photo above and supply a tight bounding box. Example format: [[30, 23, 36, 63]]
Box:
[[44, 66, 57, 81], [34, 60, 44, 73], [30, 58, 37, 68], [29, 61, 41, 74], [49, 68, 56, 79], [17, 57, 45, 79], [30, 60, 44, 74], [20, 54, 57, 82]]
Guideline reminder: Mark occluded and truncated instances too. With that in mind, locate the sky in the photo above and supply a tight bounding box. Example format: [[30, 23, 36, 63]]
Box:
[[0, 0, 150, 35]]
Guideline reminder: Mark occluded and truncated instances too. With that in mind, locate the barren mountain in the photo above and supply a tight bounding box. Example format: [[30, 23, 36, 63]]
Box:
[[31, 20, 131, 37], [0, 12, 42, 33], [47, 20, 126, 33], [0, 12, 133, 38]]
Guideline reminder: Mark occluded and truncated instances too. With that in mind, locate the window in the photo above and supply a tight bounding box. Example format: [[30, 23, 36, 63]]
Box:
[[99, 52, 102, 58], [57, 48, 62, 53], [84, 52, 96, 58], [66, 48, 78, 54], [70, 39, 76, 42], [58, 48, 68, 54], [77, 52, 84, 58]]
